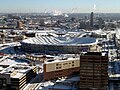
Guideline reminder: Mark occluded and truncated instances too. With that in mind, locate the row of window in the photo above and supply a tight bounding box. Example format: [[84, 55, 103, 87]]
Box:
[[56, 62, 75, 69]]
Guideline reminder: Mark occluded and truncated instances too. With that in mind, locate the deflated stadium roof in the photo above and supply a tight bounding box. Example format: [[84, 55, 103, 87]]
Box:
[[21, 36, 97, 46]]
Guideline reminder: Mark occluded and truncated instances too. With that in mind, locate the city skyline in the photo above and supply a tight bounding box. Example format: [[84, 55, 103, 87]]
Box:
[[0, 0, 120, 13]]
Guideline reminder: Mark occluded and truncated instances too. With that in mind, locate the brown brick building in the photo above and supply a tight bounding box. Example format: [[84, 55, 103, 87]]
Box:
[[80, 52, 108, 90], [43, 58, 80, 81]]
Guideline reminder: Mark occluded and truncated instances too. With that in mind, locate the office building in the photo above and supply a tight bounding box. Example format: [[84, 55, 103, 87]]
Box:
[[80, 52, 108, 90], [43, 56, 80, 81], [0, 64, 37, 90], [90, 12, 94, 28]]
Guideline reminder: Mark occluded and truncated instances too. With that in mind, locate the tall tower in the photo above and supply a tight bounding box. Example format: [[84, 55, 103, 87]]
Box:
[[90, 12, 94, 28], [79, 52, 108, 90], [16, 20, 23, 29]]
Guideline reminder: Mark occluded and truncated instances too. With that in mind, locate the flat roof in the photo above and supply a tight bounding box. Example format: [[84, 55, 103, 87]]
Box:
[[45, 57, 79, 64], [38, 76, 79, 90], [44, 54, 80, 64], [0, 56, 34, 78], [82, 52, 107, 56], [0, 58, 28, 66], [0, 64, 35, 78], [84, 52, 102, 55]]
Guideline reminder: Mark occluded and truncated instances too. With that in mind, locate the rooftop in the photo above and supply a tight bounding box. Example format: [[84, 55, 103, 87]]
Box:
[[21, 35, 97, 46], [37, 76, 79, 90], [82, 52, 107, 56], [0, 54, 32, 79], [45, 54, 80, 64], [0, 64, 35, 78]]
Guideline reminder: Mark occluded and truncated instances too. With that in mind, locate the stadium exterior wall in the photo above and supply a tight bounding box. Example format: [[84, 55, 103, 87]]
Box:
[[21, 42, 97, 54]]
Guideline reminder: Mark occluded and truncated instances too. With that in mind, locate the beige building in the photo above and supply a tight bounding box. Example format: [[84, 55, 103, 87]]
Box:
[[43, 57, 80, 81], [0, 64, 37, 90]]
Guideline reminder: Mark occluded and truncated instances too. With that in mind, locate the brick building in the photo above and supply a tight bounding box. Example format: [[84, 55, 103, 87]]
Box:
[[80, 52, 108, 90]]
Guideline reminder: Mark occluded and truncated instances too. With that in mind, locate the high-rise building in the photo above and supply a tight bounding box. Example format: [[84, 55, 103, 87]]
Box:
[[90, 12, 94, 28], [16, 21, 23, 29], [80, 52, 108, 90], [98, 17, 105, 29]]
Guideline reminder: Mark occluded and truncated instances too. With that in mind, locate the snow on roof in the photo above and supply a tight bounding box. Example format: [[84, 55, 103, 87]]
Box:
[[67, 76, 80, 82], [109, 74, 120, 78], [56, 76, 80, 83], [22, 35, 97, 46], [91, 29, 106, 35], [29, 54, 55, 58], [116, 28, 120, 39], [0, 58, 28, 66], [0, 55, 33, 78], [0, 67, 3, 70], [45, 57, 79, 64], [0, 64, 35, 78], [39, 76, 79, 90], [0, 42, 19, 46], [26, 30, 55, 34]]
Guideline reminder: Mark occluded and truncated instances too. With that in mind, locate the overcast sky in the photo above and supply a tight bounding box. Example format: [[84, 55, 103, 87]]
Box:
[[0, 0, 120, 13]]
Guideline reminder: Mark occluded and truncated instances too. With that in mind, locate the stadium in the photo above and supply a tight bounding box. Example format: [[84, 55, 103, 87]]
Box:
[[21, 34, 98, 54]]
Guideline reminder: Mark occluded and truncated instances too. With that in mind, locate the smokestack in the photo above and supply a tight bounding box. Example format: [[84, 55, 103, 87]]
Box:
[[93, 4, 96, 11]]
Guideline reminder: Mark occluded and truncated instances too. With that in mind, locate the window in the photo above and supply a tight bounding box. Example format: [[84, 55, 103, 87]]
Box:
[[56, 67, 61, 69], [59, 67, 61, 69], [0, 78, 7, 88], [56, 67, 59, 69]]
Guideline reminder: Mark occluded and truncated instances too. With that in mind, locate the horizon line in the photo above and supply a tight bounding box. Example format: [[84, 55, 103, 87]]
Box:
[[1, 12, 120, 14]]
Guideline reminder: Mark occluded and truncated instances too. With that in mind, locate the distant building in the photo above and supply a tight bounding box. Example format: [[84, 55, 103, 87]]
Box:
[[0, 64, 37, 90], [79, 52, 108, 90], [80, 21, 86, 29], [90, 12, 94, 28], [26, 54, 52, 63], [13, 35, 25, 42], [98, 17, 105, 29], [43, 57, 80, 81], [16, 21, 24, 29]]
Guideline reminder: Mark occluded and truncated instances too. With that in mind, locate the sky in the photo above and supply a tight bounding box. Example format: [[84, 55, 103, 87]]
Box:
[[0, 0, 120, 13]]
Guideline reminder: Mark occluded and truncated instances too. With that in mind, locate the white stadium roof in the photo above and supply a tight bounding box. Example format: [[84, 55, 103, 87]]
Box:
[[21, 36, 97, 46]]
